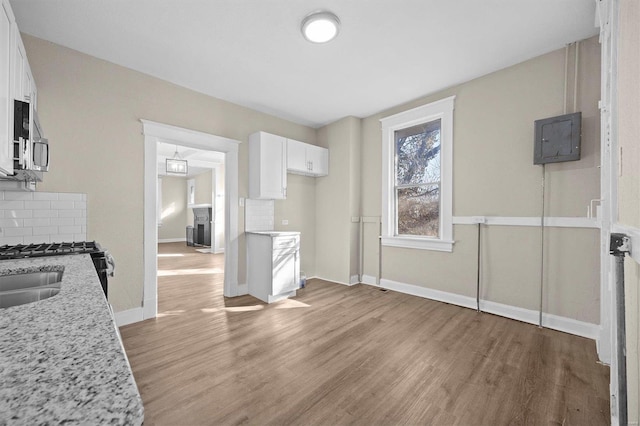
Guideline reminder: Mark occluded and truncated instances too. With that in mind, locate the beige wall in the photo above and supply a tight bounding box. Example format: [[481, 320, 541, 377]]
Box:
[[617, 0, 640, 422], [354, 37, 601, 323], [315, 117, 361, 284], [193, 170, 212, 206], [25, 29, 604, 331], [274, 173, 317, 276], [24, 34, 317, 312], [158, 176, 188, 240]]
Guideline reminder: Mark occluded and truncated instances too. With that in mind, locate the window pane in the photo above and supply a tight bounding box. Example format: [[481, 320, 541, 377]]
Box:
[[397, 185, 440, 237], [395, 119, 441, 185]]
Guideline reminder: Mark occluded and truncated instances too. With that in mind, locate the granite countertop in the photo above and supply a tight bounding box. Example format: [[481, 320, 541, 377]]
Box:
[[0, 254, 144, 425]]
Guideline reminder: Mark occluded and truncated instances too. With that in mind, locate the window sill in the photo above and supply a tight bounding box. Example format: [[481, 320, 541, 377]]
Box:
[[381, 236, 454, 252]]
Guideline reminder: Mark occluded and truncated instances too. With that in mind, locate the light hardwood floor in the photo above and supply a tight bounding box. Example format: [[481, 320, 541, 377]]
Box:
[[120, 242, 610, 425]]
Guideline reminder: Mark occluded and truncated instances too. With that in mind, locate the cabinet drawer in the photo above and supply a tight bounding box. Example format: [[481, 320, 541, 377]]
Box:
[[272, 236, 299, 250]]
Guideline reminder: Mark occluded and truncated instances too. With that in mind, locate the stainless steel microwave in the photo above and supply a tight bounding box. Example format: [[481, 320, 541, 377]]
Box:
[[14, 99, 49, 174]]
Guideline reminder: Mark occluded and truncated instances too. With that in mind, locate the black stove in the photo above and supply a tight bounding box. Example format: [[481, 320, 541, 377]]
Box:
[[0, 241, 113, 299], [0, 241, 103, 259]]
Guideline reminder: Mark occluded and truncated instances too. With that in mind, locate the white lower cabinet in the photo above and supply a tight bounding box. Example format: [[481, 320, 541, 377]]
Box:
[[247, 231, 300, 303]]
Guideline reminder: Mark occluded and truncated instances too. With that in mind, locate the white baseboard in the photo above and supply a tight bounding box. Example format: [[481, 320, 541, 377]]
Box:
[[115, 307, 145, 327], [349, 275, 360, 285], [237, 283, 248, 296], [361, 274, 378, 286], [380, 278, 599, 340], [315, 275, 353, 286], [158, 238, 186, 243]]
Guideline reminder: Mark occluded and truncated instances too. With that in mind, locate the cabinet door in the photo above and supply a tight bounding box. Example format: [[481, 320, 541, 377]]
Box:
[[249, 132, 287, 199], [272, 251, 298, 295], [0, 0, 12, 174], [286, 139, 307, 173], [12, 30, 24, 101], [307, 145, 329, 176]]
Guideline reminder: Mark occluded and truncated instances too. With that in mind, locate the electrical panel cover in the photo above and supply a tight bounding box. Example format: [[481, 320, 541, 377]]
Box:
[[533, 112, 581, 165]]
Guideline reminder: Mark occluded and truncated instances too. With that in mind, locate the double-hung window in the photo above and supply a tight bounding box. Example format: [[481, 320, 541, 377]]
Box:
[[380, 96, 455, 252]]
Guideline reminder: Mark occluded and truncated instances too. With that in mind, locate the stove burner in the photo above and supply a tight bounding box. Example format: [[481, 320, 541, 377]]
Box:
[[0, 241, 102, 259]]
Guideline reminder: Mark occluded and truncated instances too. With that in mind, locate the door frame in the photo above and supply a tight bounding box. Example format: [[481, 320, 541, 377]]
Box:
[[142, 119, 241, 320]]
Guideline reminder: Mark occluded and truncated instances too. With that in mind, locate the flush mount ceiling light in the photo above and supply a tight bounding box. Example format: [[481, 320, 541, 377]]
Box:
[[166, 145, 188, 175], [301, 11, 340, 43]]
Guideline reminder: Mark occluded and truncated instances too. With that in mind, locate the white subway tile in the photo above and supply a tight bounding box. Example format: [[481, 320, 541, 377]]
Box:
[[58, 193, 83, 201], [51, 200, 75, 210], [33, 192, 59, 201], [0, 211, 5, 219], [32, 210, 58, 218], [50, 234, 74, 243], [59, 225, 81, 234], [5, 210, 33, 218], [74, 233, 87, 241], [58, 210, 82, 218], [74, 218, 87, 226], [51, 218, 74, 226], [4, 227, 33, 237], [0, 218, 23, 228], [0, 192, 4, 200], [0, 236, 23, 245], [32, 226, 58, 236], [3, 192, 33, 201], [24, 218, 51, 227], [24, 200, 51, 210], [74, 201, 87, 209], [23, 235, 50, 244], [81, 225, 86, 233], [0, 201, 25, 210], [82, 194, 87, 201]]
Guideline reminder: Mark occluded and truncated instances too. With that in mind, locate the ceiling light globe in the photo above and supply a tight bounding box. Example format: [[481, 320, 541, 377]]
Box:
[[302, 11, 340, 43]]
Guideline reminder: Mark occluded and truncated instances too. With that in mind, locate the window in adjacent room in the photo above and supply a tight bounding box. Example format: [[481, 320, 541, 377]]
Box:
[[380, 96, 455, 252]]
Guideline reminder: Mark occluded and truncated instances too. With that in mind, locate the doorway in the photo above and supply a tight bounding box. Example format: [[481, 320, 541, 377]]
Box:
[[142, 120, 241, 321]]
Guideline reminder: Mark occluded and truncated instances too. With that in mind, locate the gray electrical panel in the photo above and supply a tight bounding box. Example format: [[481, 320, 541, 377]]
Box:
[[533, 112, 581, 164]]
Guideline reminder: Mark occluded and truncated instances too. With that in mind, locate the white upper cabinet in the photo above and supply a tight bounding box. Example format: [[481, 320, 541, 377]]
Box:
[[0, 0, 14, 175], [305, 144, 329, 176], [13, 32, 35, 107], [0, 0, 37, 176], [249, 131, 287, 200], [286, 139, 307, 172], [286, 139, 329, 177]]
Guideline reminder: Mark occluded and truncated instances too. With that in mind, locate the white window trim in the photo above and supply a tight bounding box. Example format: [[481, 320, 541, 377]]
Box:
[[380, 96, 455, 252]]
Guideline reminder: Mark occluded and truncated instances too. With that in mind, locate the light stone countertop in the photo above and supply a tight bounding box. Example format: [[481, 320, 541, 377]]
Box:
[[0, 254, 144, 425], [245, 231, 301, 237]]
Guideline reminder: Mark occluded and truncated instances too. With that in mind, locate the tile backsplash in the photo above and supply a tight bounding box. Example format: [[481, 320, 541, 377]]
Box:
[[0, 191, 87, 245], [245, 199, 274, 232]]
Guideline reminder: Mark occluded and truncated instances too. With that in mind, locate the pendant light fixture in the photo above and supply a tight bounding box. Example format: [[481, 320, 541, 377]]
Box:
[[166, 145, 188, 175], [301, 11, 340, 43]]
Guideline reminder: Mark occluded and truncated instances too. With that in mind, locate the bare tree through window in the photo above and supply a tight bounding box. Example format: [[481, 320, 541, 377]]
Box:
[[394, 119, 441, 237]]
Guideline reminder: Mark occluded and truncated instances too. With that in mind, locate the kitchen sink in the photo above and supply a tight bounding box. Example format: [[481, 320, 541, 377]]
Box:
[[0, 271, 63, 292], [0, 271, 63, 308]]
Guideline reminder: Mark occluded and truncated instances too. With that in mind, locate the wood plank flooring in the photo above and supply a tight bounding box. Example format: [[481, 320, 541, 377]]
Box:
[[120, 242, 610, 425]]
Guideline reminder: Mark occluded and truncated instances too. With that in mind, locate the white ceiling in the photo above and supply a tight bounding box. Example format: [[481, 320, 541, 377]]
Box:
[[10, 0, 598, 128], [157, 142, 223, 177]]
